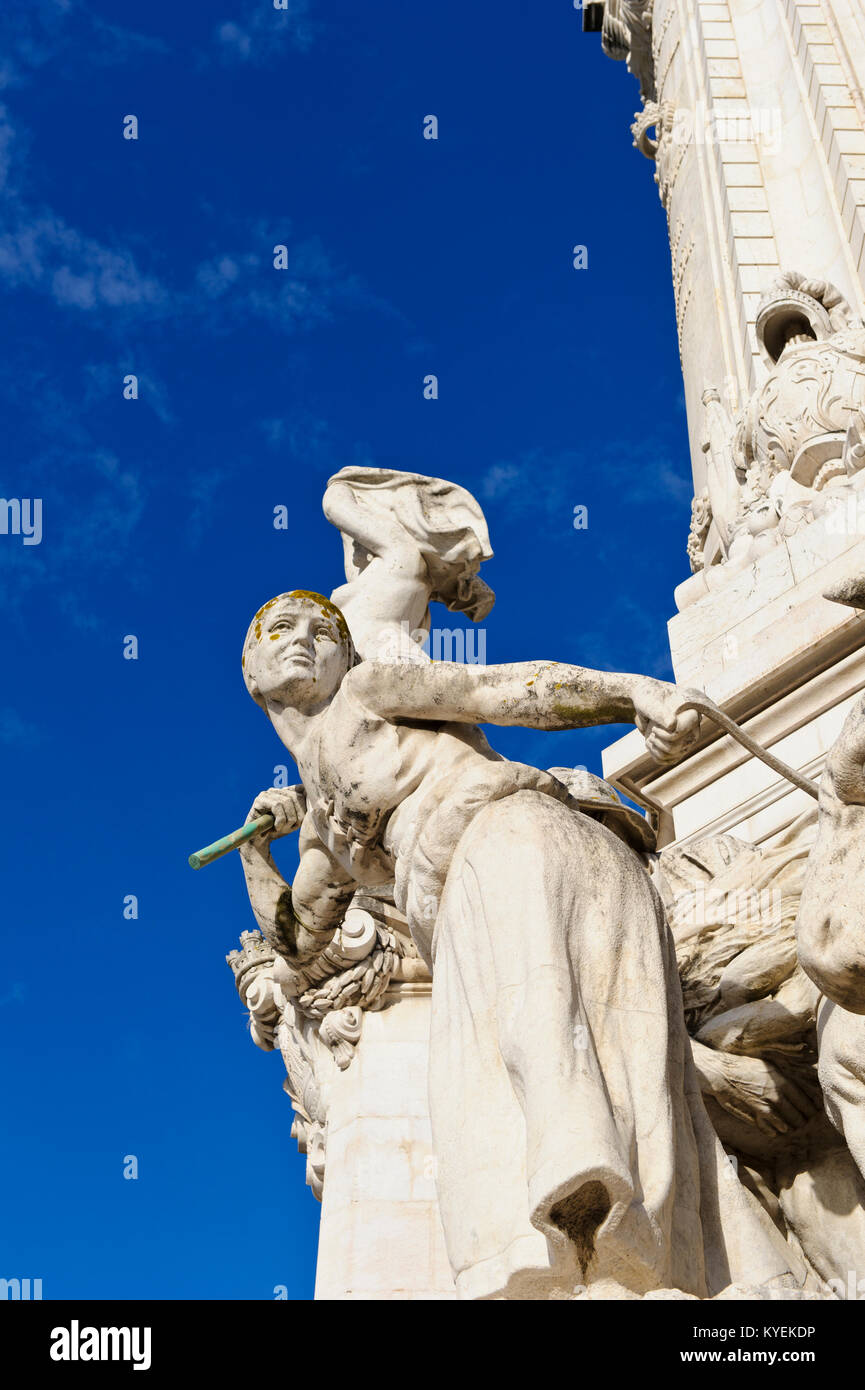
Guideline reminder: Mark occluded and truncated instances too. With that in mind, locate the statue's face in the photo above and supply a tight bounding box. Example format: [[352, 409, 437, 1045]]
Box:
[[246, 597, 350, 709]]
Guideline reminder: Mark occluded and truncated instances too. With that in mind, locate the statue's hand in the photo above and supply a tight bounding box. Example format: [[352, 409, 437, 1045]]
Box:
[[245, 785, 307, 841], [703, 1050, 818, 1136], [634, 681, 702, 766]]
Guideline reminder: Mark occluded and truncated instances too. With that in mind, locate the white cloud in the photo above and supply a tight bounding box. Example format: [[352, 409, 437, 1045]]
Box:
[[191, 234, 366, 333], [0, 99, 365, 336], [213, 1, 315, 64], [216, 22, 253, 61], [479, 439, 692, 525], [0, 1, 168, 92], [0, 205, 167, 313]]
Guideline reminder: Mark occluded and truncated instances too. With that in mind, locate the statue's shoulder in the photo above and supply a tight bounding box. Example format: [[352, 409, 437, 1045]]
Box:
[[338, 661, 391, 711], [326, 664, 395, 738]]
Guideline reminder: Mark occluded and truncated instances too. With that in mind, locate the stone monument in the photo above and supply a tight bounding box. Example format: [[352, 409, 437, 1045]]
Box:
[[206, 1, 865, 1299]]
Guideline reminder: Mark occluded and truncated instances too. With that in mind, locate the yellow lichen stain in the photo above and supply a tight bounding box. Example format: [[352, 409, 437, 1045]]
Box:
[[288, 590, 352, 647], [243, 596, 280, 670], [243, 590, 353, 674]]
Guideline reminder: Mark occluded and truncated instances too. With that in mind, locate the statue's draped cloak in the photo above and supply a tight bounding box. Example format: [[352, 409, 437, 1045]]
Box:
[[392, 765, 811, 1298]]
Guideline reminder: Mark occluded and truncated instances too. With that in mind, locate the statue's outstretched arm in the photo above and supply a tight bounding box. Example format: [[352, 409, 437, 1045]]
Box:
[[347, 660, 701, 765], [239, 789, 356, 966]]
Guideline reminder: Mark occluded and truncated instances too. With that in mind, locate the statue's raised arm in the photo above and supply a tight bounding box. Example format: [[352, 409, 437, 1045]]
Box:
[[323, 466, 494, 662]]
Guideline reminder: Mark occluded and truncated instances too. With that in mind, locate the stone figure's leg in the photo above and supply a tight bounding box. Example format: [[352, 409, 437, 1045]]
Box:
[[817, 997, 865, 1180], [777, 1140, 865, 1293]]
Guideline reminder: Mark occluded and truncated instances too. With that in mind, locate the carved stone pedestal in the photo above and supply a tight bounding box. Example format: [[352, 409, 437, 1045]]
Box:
[[314, 982, 455, 1300]]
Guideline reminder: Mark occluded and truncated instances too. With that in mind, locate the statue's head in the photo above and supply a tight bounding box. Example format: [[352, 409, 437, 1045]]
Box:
[[242, 591, 356, 713]]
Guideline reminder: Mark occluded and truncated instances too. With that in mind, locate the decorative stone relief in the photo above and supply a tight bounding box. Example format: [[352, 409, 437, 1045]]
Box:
[[631, 99, 684, 209], [600, 0, 656, 102], [656, 811, 865, 1287], [679, 272, 865, 605], [686, 489, 711, 573]]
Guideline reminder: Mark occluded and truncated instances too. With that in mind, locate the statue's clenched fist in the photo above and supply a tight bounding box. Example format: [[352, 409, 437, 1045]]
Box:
[[633, 680, 703, 767], [245, 784, 307, 840]]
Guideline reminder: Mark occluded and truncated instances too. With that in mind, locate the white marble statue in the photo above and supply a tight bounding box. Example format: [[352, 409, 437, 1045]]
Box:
[[235, 573, 817, 1299]]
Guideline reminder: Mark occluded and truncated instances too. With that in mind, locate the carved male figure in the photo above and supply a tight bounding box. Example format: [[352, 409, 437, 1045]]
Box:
[[237, 586, 811, 1299]]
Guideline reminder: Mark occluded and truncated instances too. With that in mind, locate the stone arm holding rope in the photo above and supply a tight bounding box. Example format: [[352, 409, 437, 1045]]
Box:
[[348, 659, 702, 765]]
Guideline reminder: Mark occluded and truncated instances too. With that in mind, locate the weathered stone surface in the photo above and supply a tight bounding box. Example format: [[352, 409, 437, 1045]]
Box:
[[224, 467, 823, 1300], [213, 0, 865, 1299]]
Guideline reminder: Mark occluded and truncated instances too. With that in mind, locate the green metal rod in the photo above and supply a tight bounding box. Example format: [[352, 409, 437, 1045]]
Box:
[[188, 814, 275, 870]]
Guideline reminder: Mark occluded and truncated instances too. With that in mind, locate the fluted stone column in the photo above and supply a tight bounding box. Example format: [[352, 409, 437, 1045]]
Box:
[[591, 0, 865, 851]]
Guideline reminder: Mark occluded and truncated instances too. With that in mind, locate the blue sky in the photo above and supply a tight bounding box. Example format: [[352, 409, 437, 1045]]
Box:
[[0, 0, 692, 1299]]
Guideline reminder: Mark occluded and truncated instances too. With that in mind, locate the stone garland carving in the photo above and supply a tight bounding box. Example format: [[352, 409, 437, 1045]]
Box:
[[679, 271, 865, 607], [668, 218, 694, 359], [631, 99, 684, 210], [227, 893, 417, 1198]]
